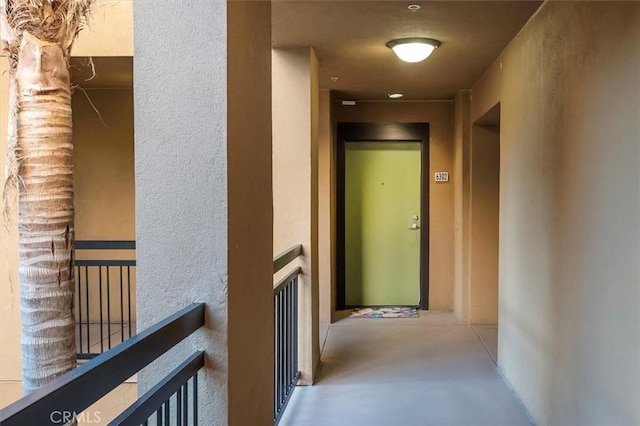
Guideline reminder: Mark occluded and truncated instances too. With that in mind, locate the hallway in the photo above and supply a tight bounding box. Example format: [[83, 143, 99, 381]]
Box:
[[280, 312, 532, 426]]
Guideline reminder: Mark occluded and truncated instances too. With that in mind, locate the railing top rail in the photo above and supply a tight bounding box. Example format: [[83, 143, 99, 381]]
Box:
[[0, 303, 205, 426], [74, 240, 136, 250], [273, 244, 303, 274], [273, 266, 302, 295], [75, 259, 137, 267]]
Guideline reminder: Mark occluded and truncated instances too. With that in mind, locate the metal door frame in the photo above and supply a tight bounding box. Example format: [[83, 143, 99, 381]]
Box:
[[336, 122, 430, 310]]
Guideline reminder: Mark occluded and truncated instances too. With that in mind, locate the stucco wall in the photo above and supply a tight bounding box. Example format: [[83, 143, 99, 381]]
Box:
[[334, 101, 455, 310], [227, 2, 274, 424], [469, 123, 500, 324], [135, 2, 274, 424], [467, 2, 640, 424], [318, 90, 336, 323], [272, 47, 321, 384], [71, 89, 136, 324], [73, 89, 135, 241], [72, 0, 133, 57], [452, 91, 471, 322], [133, 1, 230, 424]]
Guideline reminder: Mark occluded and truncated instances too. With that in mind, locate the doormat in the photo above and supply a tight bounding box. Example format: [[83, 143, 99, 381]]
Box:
[[350, 307, 419, 319]]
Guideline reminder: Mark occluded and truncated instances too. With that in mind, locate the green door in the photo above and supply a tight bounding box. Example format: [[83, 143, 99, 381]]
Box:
[[345, 142, 421, 306]]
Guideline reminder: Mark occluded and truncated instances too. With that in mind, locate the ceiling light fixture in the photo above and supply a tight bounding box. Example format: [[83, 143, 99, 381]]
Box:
[[386, 37, 441, 63], [388, 93, 404, 99]]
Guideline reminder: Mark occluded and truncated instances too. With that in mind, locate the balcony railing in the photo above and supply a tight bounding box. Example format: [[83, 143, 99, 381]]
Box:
[[74, 240, 136, 359], [273, 244, 302, 425], [0, 303, 205, 426], [2, 242, 303, 424]]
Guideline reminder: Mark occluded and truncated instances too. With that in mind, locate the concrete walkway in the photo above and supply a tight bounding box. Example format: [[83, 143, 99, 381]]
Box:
[[280, 312, 532, 426]]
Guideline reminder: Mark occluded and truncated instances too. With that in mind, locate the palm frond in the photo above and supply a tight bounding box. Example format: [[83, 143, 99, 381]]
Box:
[[1, 0, 93, 70]]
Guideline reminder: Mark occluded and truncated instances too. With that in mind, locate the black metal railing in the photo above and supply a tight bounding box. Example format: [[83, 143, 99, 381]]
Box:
[[0, 303, 205, 426], [74, 240, 136, 359], [273, 244, 302, 425]]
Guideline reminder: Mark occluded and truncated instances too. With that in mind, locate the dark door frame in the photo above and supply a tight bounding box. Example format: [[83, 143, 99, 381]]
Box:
[[336, 122, 430, 310]]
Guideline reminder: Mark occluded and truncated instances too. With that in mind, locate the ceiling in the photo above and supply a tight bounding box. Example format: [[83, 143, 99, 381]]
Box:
[[70, 0, 543, 99], [272, 0, 543, 100]]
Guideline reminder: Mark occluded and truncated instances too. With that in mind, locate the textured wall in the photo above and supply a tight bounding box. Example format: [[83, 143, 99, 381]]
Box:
[[334, 101, 455, 310], [272, 47, 321, 383], [136, 2, 274, 424], [134, 1, 229, 424], [468, 2, 640, 424]]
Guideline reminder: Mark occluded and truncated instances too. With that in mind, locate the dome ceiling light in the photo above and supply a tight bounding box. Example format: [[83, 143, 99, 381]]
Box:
[[386, 37, 441, 63]]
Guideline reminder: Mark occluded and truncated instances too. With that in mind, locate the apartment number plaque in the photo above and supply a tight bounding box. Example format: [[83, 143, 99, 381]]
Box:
[[435, 172, 449, 182]]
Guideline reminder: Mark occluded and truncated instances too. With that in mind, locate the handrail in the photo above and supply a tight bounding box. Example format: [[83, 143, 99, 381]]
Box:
[[273, 266, 302, 294], [273, 244, 303, 274], [109, 351, 205, 426], [75, 259, 137, 267], [0, 303, 205, 426], [75, 240, 136, 250]]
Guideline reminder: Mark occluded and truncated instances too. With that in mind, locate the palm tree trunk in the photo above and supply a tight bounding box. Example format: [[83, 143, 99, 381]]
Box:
[[1, 0, 93, 395], [17, 31, 76, 394]]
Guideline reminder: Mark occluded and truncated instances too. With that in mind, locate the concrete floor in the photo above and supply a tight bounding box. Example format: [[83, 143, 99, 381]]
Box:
[[280, 312, 531, 426], [472, 325, 498, 364]]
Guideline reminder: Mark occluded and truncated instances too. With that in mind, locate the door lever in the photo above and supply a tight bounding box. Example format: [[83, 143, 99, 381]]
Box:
[[408, 223, 420, 230]]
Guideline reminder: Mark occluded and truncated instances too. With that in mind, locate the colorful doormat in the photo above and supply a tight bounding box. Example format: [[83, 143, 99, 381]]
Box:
[[350, 307, 419, 318]]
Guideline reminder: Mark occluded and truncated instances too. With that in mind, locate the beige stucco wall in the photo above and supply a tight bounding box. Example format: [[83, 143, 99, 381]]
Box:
[[227, 2, 274, 424], [452, 91, 471, 322], [72, 0, 133, 57], [73, 89, 135, 241], [466, 2, 640, 424], [318, 90, 336, 323], [334, 101, 455, 310], [72, 89, 136, 324], [469, 123, 499, 324], [272, 47, 321, 384], [453, 91, 500, 326]]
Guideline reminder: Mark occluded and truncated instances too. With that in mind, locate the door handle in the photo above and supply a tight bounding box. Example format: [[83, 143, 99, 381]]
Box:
[[408, 224, 420, 230]]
